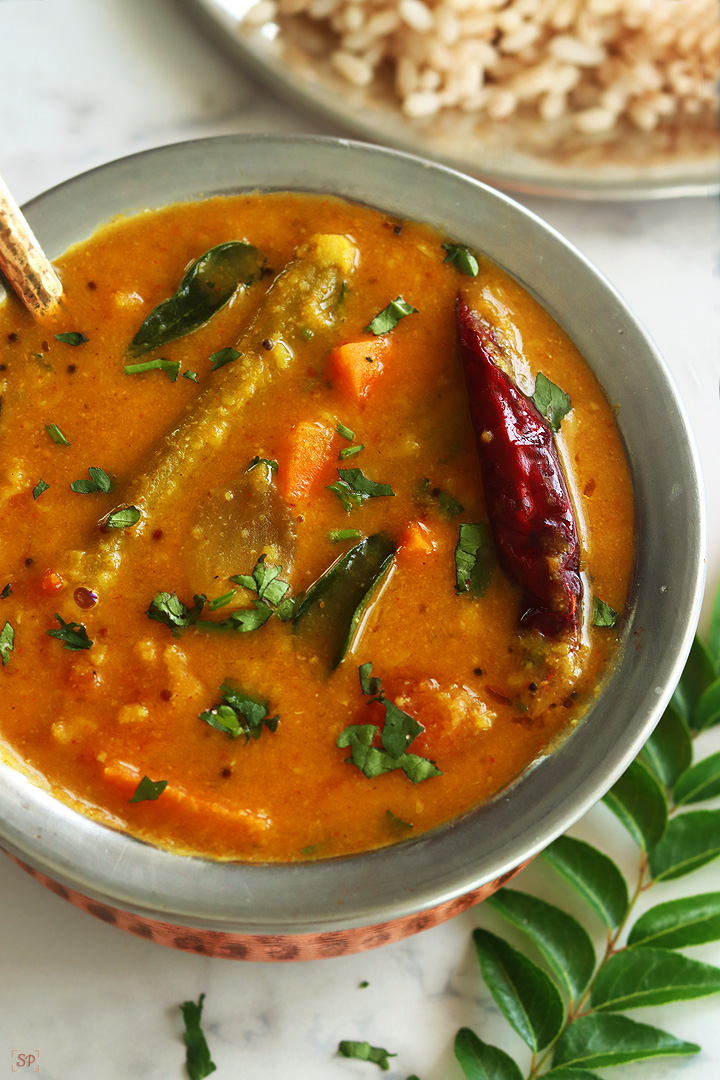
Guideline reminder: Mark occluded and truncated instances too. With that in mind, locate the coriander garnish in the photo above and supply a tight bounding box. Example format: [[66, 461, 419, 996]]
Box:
[[455, 522, 495, 597], [0, 621, 15, 666], [593, 597, 619, 628], [70, 467, 112, 494], [337, 663, 441, 783], [338, 1041, 396, 1071], [364, 297, 417, 335], [207, 589, 237, 611], [246, 456, 278, 473], [199, 683, 279, 743], [32, 479, 50, 500], [182, 369, 199, 383], [441, 242, 479, 277], [46, 613, 92, 651], [123, 358, 180, 383], [45, 423, 69, 446], [105, 505, 141, 529], [339, 444, 364, 459], [329, 528, 363, 543], [147, 592, 207, 635], [327, 467, 394, 512], [180, 994, 217, 1080], [129, 776, 167, 803], [209, 347, 241, 371], [532, 372, 572, 433], [336, 420, 355, 441], [0, 584, 11, 600], [54, 331, 88, 346]]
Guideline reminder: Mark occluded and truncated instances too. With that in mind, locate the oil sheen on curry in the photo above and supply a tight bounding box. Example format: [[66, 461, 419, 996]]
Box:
[[0, 193, 634, 862]]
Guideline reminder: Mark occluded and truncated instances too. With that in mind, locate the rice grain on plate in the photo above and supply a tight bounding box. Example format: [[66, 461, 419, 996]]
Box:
[[245, 0, 720, 136]]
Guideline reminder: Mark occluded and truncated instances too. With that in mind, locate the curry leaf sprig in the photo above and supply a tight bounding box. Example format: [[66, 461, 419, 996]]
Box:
[[454, 583, 720, 1080]]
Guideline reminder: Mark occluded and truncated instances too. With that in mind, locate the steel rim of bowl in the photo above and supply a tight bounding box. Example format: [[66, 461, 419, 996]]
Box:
[[0, 134, 706, 935]]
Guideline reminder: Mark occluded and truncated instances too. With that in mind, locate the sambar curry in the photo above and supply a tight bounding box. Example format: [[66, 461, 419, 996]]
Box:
[[0, 193, 634, 861]]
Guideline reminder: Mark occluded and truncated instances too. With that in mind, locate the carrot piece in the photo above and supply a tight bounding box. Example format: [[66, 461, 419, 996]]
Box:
[[103, 759, 270, 835], [399, 520, 438, 558], [278, 420, 335, 503], [327, 337, 388, 399]]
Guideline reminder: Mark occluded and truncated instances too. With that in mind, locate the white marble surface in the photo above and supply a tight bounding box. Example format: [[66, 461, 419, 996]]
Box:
[[2, 1, 719, 1078]]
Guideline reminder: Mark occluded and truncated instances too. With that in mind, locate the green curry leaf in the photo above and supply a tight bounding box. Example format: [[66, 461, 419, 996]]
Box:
[[127, 241, 264, 357]]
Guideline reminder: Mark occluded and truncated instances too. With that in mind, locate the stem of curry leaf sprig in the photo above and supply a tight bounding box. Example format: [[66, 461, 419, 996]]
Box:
[[458, 580, 720, 1080]]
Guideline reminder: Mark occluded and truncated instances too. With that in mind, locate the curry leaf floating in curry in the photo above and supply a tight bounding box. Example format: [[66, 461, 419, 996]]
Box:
[[0, 621, 15, 666], [532, 371, 572, 433], [129, 776, 167, 803], [127, 241, 265, 358], [364, 296, 417, 335], [293, 535, 396, 670], [199, 683, 279, 743], [46, 613, 92, 651]]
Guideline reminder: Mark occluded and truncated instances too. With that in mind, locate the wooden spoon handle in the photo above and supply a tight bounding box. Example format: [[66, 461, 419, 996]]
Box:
[[0, 172, 62, 317]]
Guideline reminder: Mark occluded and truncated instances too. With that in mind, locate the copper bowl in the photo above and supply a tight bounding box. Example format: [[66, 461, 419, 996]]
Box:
[[0, 135, 705, 960]]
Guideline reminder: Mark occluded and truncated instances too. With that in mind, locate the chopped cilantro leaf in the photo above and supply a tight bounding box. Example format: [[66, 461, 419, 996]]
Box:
[[328, 468, 394, 511], [54, 331, 88, 346], [359, 980, 370, 988], [147, 591, 206, 634], [0, 621, 15, 666], [329, 528, 363, 543], [124, 358, 180, 382], [105, 505, 141, 529], [336, 420, 355, 441], [246, 456, 278, 473], [129, 776, 167, 803], [338, 1041, 396, 1071], [180, 994, 217, 1080], [339, 665, 441, 783], [70, 467, 112, 494], [195, 600, 275, 634], [230, 554, 290, 606], [441, 242, 479, 277], [275, 596, 296, 622], [199, 684, 279, 743], [45, 423, 69, 446], [339, 444, 364, 459], [32, 479, 50, 500], [365, 297, 417, 336], [209, 347, 241, 371], [0, 584, 11, 600], [207, 589, 237, 611], [359, 661, 383, 697], [46, 613, 92, 651], [455, 522, 495, 597], [532, 372, 572, 432], [182, 369, 199, 383], [416, 478, 464, 520], [593, 597, 619, 627]]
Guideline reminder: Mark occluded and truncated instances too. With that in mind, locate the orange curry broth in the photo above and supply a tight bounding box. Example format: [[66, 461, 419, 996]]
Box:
[[0, 193, 634, 861]]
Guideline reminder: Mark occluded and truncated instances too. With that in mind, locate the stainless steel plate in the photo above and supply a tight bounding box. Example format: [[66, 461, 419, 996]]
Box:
[[184, 0, 720, 201]]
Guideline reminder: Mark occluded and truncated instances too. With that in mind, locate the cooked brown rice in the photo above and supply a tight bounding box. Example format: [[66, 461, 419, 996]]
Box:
[[243, 0, 720, 136]]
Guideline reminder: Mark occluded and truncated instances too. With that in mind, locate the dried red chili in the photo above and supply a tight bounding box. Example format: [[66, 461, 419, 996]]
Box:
[[456, 295, 581, 638]]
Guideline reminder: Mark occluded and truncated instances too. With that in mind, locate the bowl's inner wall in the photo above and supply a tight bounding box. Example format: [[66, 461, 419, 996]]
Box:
[[0, 136, 704, 933]]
